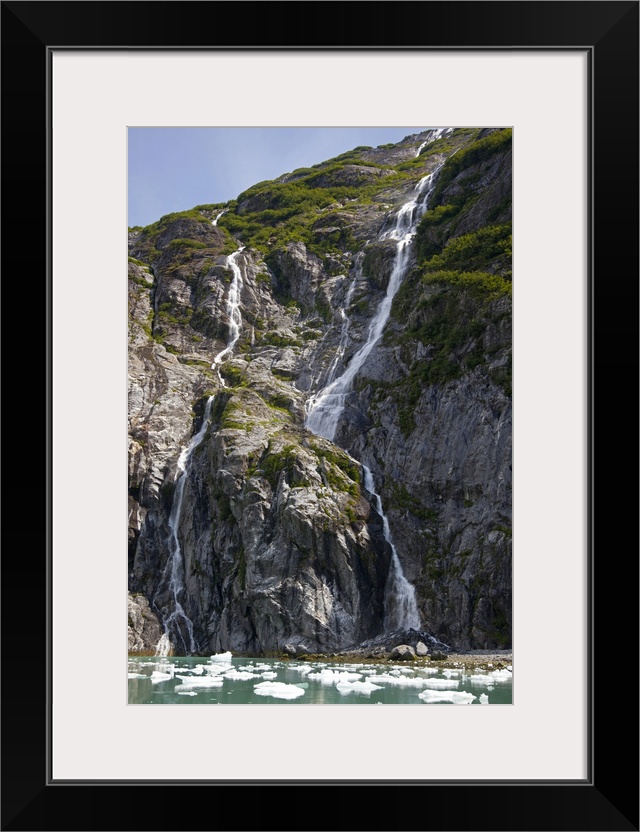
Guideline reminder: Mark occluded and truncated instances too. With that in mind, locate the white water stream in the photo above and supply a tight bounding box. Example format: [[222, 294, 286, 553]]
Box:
[[415, 127, 453, 157], [155, 246, 245, 654], [212, 247, 245, 384], [305, 166, 441, 441], [305, 162, 443, 631], [363, 466, 420, 630]]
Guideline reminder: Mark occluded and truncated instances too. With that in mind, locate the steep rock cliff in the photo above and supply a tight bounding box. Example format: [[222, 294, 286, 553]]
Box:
[[128, 127, 512, 654]]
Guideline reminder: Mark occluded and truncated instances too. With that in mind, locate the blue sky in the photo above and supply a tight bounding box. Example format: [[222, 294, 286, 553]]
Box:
[[128, 127, 432, 228]]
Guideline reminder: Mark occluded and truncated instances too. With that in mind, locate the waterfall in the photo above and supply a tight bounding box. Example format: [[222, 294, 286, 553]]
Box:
[[154, 396, 215, 655], [305, 164, 443, 632], [212, 209, 226, 226], [313, 252, 363, 394], [415, 127, 453, 157], [212, 246, 245, 383], [305, 165, 442, 440], [363, 466, 420, 630], [155, 244, 245, 655]]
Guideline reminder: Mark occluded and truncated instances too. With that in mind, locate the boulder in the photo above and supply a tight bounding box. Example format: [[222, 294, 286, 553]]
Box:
[[390, 644, 416, 661]]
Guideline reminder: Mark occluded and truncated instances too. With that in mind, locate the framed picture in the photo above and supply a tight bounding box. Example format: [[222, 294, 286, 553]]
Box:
[[3, 1, 637, 830]]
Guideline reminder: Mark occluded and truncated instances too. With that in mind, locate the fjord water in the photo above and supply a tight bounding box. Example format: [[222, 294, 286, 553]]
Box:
[[128, 656, 513, 705]]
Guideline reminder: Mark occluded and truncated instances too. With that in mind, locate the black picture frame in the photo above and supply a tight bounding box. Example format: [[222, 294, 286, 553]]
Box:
[[2, 2, 638, 830]]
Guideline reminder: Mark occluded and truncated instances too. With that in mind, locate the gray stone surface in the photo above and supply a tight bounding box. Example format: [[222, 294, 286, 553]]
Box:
[[127, 129, 512, 655]]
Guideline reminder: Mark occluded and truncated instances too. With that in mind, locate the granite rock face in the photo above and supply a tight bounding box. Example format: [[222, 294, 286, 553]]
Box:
[[128, 592, 163, 652], [128, 128, 512, 654]]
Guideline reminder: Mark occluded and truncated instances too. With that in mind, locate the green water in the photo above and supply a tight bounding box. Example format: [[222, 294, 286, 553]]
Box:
[[128, 656, 512, 705]]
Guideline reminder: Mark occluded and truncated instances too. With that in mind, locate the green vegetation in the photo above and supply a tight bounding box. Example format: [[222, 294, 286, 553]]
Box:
[[422, 269, 511, 300], [128, 256, 150, 269], [421, 219, 511, 300], [425, 224, 512, 275], [217, 156, 421, 259], [266, 391, 295, 413], [168, 238, 208, 250], [386, 272, 510, 435], [312, 445, 361, 485], [431, 128, 512, 205], [489, 351, 512, 397], [220, 364, 248, 387], [258, 331, 302, 349], [421, 203, 460, 225], [261, 444, 298, 489], [156, 301, 194, 326], [219, 399, 246, 430], [388, 480, 438, 523], [144, 208, 213, 232], [272, 368, 297, 381], [311, 444, 360, 496]]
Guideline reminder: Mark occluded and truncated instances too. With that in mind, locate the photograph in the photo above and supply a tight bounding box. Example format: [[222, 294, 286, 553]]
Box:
[[127, 126, 513, 705], [2, 0, 637, 827]]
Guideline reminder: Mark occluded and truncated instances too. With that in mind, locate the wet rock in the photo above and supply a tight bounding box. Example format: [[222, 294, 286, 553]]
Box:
[[390, 645, 416, 661], [128, 128, 512, 656], [128, 593, 162, 652]]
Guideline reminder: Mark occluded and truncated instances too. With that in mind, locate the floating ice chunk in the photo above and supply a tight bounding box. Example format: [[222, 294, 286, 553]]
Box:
[[366, 673, 428, 689], [224, 670, 256, 681], [469, 669, 512, 686], [210, 651, 233, 662], [190, 664, 205, 675], [468, 675, 493, 685], [253, 682, 305, 700], [479, 694, 489, 704], [507, 665, 512, 671], [174, 677, 224, 691], [442, 669, 461, 677], [150, 671, 172, 684], [307, 669, 362, 685], [336, 680, 383, 696], [260, 672, 278, 680], [490, 668, 512, 682], [177, 690, 198, 696], [254, 664, 271, 671], [204, 664, 230, 676], [418, 690, 476, 704], [422, 678, 460, 690]]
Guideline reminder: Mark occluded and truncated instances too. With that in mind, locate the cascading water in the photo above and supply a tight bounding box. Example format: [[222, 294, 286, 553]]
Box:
[[363, 465, 420, 630], [212, 247, 245, 383], [305, 163, 443, 631], [305, 165, 442, 441], [212, 209, 226, 226], [312, 251, 363, 394], [155, 245, 245, 655], [415, 127, 453, 158], [155, 396, 215, 654]]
